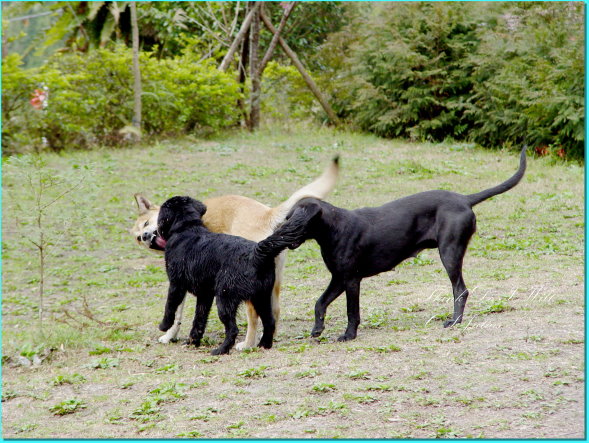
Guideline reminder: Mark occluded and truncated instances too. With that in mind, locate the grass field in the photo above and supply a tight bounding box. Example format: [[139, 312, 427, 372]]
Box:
[[2, 127, 584, 438]]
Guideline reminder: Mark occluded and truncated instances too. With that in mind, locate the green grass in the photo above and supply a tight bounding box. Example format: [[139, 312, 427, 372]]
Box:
[[238, 366, 268, 379], [50, 373, 86, 386], [312, 382, 337, 393], [49, 399, 87, 416], [2, 127, 583, 438]]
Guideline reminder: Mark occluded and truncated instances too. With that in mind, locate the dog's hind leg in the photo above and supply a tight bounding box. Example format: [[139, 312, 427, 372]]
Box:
[[211, 298, 240, 355], [438, 218, 475, 328], [251, 296, 276, 349], [158, 296, 186, 344], [311, 276, 345, 338], [186, 295, 215, 347], [235, 252, 285, 351], [338, 278, 362, 342], [235, 301, 259, 351]]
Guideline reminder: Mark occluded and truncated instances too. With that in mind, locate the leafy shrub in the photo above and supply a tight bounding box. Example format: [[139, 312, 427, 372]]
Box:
[[40, 47, 135, 150], [142, 56, 241, 134], [318, 2, 584, 160], [322, 3, 480, 141], [261, 61, 316, 123], [467, 2, 584, 159], [1, 54, 45, 152], [2, 45, 241, 153]]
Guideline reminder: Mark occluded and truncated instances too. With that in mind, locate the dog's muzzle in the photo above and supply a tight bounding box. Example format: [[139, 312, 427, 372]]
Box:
[[140, 230, 165, 251], [142, 232, 154, 242]]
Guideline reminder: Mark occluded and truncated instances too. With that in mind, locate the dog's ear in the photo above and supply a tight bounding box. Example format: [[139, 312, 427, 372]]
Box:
[[135, 193, 153, 214], [158, 196, 207, 239], [157, 204, 172, 240], [191, 199, 207, 217], [181, 197, 207, 219]]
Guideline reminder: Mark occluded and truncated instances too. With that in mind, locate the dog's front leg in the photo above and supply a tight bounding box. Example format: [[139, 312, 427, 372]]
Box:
[[186, 294, 214, 347], [159, 282, 186, 332], [338, 279, 361, 342], [158, 296, 186, 343], [311, 276, 345, 338], [211, 297, 239, 355]]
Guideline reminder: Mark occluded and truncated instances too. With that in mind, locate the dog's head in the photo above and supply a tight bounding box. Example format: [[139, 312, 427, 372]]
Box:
[[131, 194, 165, 253], [157, 196, 207, 248], [284, 198, 323, 249]]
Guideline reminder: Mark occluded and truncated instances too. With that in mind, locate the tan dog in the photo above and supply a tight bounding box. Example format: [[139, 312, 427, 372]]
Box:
[[131, 156, 339, 349]]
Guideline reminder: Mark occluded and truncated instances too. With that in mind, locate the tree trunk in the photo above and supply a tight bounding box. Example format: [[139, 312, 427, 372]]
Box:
[[248, 2, 261, 131], [130, 2, 142, 137], [260, 10, 340, 126], [219, 2, 261, 72], [237, 14, 251, 129]]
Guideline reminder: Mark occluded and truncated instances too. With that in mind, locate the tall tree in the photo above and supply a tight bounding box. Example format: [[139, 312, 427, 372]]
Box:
[[248, 2, 261, 130], [130, 1, 141, 137]]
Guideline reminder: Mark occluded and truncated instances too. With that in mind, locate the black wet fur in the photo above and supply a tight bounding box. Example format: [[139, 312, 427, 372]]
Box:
[[157, 196, 310, 355]]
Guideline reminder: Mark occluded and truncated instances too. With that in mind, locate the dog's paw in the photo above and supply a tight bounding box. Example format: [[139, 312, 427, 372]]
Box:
[[310, 326, 324, 338], [158, 334, 173, 344], [211, 346, 230, 356], [337, 333, 356, 342], [183, 337, 201, 347], [443, 318, 461, 328], [235, 340, 254, 351], [257, 339, 273, 349]]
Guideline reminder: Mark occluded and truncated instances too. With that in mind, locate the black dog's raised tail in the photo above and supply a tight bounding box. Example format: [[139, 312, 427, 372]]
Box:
[[254, 206, 311, 265], [466, 146, 527, 207]]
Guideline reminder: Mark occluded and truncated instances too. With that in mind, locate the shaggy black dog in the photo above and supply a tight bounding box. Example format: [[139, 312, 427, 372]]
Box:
[[285, 148, 527, 341], [156, 196, 309, 355]]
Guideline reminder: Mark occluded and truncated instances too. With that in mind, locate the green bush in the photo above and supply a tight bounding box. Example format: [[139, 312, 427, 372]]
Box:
[[467, 2, 584, 159], [142, 56, 241, 135], [2, 45, 241, 153], [260, 61, 316, 124], [40, 47, 134, 150], [318, 2, 584, 160], [1, 54, 45, 152], [347, 3, 479, 141]]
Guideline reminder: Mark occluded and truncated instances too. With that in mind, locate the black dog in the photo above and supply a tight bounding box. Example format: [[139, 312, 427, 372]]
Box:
[[156, 196, 309, 355], [285, 148, 527, 341]]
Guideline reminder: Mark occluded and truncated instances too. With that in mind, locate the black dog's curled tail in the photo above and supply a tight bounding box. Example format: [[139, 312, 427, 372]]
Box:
[[466, 146, 527, 207], [254, 206, 312, 265]]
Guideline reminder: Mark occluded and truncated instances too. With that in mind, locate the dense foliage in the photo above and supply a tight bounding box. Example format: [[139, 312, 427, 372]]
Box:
[[2, 2, 584, 159], [467, 3, 584, 159], [317, 2, 584, 160], [333, 3, 480, 141], [2, 47, 241, 153]]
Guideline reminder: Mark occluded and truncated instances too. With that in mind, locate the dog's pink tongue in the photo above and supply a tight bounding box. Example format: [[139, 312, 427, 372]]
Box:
[[155, 236, 167, 248]]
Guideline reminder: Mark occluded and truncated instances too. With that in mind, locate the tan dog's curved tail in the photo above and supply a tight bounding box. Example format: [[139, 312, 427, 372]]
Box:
[[270, 155, 339, 229]]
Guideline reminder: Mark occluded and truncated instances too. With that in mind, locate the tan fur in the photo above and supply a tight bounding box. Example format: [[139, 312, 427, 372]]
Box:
[[131, 157, 339, 349]]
